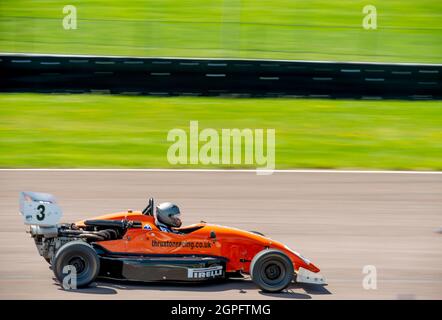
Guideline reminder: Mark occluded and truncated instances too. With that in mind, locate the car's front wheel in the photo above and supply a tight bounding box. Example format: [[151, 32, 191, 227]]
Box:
[[53, 240, 100, 288], [250, 249, 294, 292]]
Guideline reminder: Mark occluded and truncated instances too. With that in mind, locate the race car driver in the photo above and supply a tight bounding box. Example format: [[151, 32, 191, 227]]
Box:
[[155, 202, 182, 233]]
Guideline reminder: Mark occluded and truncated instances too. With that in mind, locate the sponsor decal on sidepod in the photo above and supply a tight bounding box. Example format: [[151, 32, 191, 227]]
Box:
[[187, 265, 223, 279]]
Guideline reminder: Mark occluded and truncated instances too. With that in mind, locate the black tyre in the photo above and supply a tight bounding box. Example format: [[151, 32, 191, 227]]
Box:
[[250, 249, 294, 292], [53, 241, 100, 288]]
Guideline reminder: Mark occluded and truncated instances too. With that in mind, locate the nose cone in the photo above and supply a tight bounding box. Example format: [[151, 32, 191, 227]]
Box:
[[291, 254, 320, 273], [306, 262, 320, 273]]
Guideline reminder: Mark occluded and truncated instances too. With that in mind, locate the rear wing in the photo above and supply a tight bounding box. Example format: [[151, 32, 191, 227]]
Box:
[[19, 191, 62, 226]]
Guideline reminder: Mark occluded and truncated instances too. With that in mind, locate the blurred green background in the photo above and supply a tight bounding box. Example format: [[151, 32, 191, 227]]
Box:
[[1, 94, 441, 170], [1, 0, 441, 63]]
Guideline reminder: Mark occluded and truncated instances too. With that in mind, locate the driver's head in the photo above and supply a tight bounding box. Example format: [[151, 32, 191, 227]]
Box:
[[155, 202, 182, 228]]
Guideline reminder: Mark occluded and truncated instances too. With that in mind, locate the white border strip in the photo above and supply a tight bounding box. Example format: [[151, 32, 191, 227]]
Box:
[[1, 52, 441, 67], [0, 168, 441, 174]]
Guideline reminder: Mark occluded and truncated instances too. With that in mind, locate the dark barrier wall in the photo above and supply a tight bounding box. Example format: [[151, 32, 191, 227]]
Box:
[[1, 53, 441, 99]]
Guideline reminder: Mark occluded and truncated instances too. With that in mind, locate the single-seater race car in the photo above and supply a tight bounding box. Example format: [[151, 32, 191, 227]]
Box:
[[19, 191, 325, 292]]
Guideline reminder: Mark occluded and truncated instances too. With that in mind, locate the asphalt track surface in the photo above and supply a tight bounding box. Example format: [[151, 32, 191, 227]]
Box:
[[0, 170, 441, 299]]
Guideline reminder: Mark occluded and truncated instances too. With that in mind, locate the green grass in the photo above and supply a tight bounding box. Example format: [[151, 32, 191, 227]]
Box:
[[0, 1, 441, 63], [0, 93, 441, 170]]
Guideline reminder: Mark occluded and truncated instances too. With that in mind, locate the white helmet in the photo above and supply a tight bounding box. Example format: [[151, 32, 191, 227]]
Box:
[[155, 202, 182, 228]]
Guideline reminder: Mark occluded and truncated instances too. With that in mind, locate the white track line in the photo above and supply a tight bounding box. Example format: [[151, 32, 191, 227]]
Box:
[[0, 169, 441, 174], [2, 52, 442, 66]]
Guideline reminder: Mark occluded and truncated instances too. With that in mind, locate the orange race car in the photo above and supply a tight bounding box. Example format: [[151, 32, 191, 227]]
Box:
[[20, 191, 325, 292]]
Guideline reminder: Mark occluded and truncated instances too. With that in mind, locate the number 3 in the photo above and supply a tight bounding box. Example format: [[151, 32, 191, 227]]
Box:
[[37, 205, 45, 221]]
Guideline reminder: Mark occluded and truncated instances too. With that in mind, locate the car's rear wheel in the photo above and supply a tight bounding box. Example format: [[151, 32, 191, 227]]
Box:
[[250, 249, 294, 292], [53, 241, 100, 288]]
